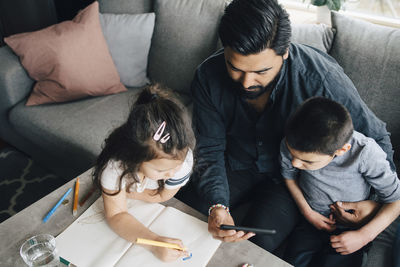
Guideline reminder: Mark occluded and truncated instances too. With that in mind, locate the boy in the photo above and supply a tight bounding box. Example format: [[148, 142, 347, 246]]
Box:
[[280, 97, 400, 267]]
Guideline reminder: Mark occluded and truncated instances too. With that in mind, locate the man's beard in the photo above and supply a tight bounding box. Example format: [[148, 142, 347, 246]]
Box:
[[235, 73, 281, 100], [234, 58, 285, 100]]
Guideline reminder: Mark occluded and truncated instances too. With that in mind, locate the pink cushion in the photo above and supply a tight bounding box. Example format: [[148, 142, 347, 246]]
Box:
[[4, 1, 126, 106]]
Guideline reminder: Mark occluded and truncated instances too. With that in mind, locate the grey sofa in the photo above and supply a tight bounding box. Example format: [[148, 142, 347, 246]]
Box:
[[0, 0, 399, 265]]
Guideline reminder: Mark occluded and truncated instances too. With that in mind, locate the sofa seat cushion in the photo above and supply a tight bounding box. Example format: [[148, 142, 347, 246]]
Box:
[[9, 88, 143, 177], [330, 11, 400, 152]]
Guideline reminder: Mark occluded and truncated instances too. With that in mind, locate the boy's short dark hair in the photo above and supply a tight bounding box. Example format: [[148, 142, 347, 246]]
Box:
[[285, 97, 354, 155], [218, 0, 291, 56]]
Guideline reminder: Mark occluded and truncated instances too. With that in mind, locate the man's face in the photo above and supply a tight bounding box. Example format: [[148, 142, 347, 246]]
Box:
[[224, 46, 288, 96]]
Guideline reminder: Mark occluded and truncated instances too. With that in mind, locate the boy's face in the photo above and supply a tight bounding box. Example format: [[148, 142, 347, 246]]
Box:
[[287, 143, 335, 171]]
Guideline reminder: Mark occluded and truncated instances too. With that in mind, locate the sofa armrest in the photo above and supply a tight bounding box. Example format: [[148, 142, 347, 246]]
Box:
[[0, 46, 34, 112]]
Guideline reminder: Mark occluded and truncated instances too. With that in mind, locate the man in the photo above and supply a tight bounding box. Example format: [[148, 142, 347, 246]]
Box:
[[179, 0, 395, 253]]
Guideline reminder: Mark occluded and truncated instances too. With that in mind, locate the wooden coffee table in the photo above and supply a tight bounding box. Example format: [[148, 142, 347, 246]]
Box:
[[0, 168, 292, 267]]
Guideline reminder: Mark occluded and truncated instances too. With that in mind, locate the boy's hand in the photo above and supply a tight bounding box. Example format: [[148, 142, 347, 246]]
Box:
[[304, 209, 336, 232], [208, 208, 255, 242], [330, 230, 370, 255], [150, 236, 189, 262]]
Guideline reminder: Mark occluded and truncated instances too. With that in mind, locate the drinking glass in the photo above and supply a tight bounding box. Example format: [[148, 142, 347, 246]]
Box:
[[20, 234, 59, 266]]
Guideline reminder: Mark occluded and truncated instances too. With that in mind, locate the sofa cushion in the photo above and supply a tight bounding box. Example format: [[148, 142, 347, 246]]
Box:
[[100, 12, 155, 87], [9, 88, 143, 177], [291, 24, 335, 53], [98, 0, 152, 14], [330, 12, 400, 154], [148, 0, 227, 95], [4, 2, 126, 106]]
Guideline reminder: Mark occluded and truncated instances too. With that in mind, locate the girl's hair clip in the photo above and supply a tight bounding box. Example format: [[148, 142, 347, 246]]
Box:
[[153, 121, 170, 143]]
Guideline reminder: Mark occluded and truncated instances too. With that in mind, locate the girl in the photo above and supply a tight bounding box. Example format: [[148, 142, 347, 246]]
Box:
[[93, 84, 195, 262]]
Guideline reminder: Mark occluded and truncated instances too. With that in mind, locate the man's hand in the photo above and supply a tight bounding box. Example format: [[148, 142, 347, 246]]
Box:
[[330, 230, 371, 255], [208, 208, 255, 242], [330, 200, 381, 227], [303, 209, 336, 232]]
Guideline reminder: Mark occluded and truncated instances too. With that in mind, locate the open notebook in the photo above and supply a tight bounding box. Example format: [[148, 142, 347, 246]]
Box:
[[56, 197, 221, 267]]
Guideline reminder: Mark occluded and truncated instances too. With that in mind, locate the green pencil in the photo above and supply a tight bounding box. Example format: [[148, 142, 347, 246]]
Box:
[[59, 256, 77, 267]]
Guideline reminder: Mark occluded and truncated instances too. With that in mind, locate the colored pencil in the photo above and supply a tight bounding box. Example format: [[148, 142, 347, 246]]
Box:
[[59, 256, 77, 267], [79, 184, 96, 207], [43, 188, 72, 223], [136, 238, 187, 251], [72, 177, 80, 216]]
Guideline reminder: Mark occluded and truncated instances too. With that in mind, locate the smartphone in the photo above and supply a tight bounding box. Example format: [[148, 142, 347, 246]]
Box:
[[219, 224, 276, 235]]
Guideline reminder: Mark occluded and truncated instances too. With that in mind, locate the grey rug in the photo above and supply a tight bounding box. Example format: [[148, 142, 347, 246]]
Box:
[[0, 146, 66, 223]]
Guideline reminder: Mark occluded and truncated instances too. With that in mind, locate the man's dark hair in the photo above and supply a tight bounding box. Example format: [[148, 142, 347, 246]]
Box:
[[219, 0, 291, 56], [285, 97, 354, 155]]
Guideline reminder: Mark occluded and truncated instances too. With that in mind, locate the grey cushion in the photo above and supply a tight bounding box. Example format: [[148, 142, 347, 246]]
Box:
[[330, 12, 400, 153], [100, 13, 155, 87], [148, 0, 227, 95], [9, 88, 143, 177], [98, 0, 153, 14], [291, 23, 335, 53]]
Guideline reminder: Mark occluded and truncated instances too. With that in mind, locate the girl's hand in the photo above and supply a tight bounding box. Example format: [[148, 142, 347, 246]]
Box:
[[304, 209, 336, 232], [330, 230, 370, 255], [208, 208, 255, 242], [150, 236, 189, 262]]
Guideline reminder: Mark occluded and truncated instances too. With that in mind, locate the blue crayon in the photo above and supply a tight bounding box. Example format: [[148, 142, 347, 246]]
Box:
[[182, 253, 192, 261], [43, 188, 72, 223]]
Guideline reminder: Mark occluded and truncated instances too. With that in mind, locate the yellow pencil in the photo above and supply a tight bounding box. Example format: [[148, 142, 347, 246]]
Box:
[[136, 238, 187, 251], [72, 177, 80, 216]]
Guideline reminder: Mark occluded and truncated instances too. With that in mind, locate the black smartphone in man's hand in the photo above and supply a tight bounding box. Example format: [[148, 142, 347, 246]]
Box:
[[219, 224, 276, 235]]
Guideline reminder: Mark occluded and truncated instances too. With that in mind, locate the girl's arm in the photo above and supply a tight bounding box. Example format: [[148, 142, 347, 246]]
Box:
[[285, 179, 336, 231], [330, 200, 400, 255], [102, 188, 157, 241], [102, 188, 188, 261], [132, 187, 181, 203]]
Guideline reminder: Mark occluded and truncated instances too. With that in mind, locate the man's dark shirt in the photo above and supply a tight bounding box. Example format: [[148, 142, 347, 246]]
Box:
[[191, 43, 395, 207]]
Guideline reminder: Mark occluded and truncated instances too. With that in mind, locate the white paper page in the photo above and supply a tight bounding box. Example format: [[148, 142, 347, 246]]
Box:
[[115, 206, 221, 267], [56, 197, 165, 267]]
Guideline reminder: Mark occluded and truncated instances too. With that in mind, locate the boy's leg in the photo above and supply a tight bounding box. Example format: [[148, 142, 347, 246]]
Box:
[[317, 226, 368, 267], [283, 218, 326, 267], [366, 215, 400, 267], [321, 250, 364, 267], [321, 228, 365, 267], [394, 216, 400, 267]]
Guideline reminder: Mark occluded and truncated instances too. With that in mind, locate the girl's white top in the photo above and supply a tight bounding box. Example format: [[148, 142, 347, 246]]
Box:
[[100, 149, 193, 192]]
